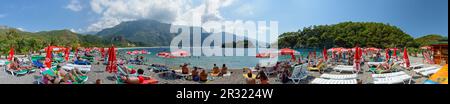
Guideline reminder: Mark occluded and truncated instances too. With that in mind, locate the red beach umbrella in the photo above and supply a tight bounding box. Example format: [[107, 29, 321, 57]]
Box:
[[403, 48, 410, 68], [323, 47, 328, 61], [45, 46, 52, 68], [8, 47, 14, 61]]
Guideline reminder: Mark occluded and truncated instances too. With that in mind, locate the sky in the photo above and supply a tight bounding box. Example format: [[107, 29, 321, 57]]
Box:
[[0, 0, 448, 38]]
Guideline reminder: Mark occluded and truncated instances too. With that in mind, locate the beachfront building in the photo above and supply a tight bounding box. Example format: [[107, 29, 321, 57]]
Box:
[[430, 39, 448, 65]]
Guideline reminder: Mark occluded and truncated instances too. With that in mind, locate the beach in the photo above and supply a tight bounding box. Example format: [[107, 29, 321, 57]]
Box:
[[0, 53, 436, 84]]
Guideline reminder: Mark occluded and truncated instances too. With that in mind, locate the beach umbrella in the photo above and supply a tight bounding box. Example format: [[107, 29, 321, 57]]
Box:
[[100, 48, 105, 58], [323, 48, 328, 61], [403, 48, 410, 68], [64, 47, 70, 61], [8, 47, 14, 61], [45, 46, 52, 68], [106, 45, 117, 73], [385, 49, 390, 61], [172, 50, 189, 57], [392, 48, 398, 57], [279, 48, 299, 55], [74, 46, 78, 59], [354, 46, 362, 71]]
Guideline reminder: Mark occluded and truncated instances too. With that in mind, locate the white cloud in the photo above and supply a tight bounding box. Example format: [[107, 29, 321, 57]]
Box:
[[236, 4, 255, 16], [66, 0, 83, 12], [85, 0, 235, 32], [0, 14, 6, 18], [17, 27, 25, 31]]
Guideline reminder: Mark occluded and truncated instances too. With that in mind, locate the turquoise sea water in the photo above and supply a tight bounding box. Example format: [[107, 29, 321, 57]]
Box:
[[119, 47, 322, 69]]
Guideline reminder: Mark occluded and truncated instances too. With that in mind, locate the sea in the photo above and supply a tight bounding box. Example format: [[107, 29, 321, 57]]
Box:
[[119, 47, 322, 69]]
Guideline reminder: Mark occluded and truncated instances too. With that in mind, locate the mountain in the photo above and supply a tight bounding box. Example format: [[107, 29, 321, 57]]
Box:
[[96, 19, 265, 47]]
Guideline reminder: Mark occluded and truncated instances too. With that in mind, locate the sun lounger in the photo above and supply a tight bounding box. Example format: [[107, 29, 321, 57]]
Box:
[[413, 66, 439, 73], [333, 65, 357, 73], [3, 62, 32, 76], [62, 64, 91, 72], [373, 74, 412, 84], [367, 62, 384, 66], [418, 68, 440, 76], [289, 65, 308, 84], [320, 74, 358, 80], [310, 78, 358, 84], [0, 60, 7, 66], [371, 71, 407, 78], [410, 64, 425, 69], [371, 71, 412, 84]]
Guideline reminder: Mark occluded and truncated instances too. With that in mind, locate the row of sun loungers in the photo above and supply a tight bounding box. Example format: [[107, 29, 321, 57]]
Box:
[[311, 73, 358, 84], [414, 66, 441, 76], [372, 71, 412, 84]]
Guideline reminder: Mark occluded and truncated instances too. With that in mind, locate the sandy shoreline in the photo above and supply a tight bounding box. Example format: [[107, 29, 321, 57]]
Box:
[[0, 55, 438, 84]]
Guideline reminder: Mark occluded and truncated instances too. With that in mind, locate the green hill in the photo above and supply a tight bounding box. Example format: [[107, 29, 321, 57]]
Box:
[[0, 28, 133, 55], [415, 34, 448, 46], [277, 22, 415, 48]]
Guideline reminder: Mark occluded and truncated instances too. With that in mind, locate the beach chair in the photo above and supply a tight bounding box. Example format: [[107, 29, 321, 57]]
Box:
[[371, 71, 412, 84], [288, 65, 308, 84], [150, 65, 170, 73], [3, 62, 31, 76], [307, 63, 326, 71], [409, 64, 425, 69], [320, 74, 358, 80], [0, 59, 7, 67], [414, 66, 441, 76], [333, 65, 357, 74], [310, 78, 358, 84]]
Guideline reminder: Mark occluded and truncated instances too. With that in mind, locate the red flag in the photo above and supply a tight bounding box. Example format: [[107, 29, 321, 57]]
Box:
[[403, 48, 410, 68], [64, 47, 70, 61], [45, 46, 52, 68], [8, 47, 14, 61]]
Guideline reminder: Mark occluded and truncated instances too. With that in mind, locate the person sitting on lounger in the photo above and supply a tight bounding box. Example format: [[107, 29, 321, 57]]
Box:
[[9, 57, 33, 71], [55, 65, 68, 78], [256, 70, 269, 84], [96, 79, 102, 84], [43, 74, 57, 84], [375, 59, 395, 72], [192, 67, 199, 81], [181, 63, 189, 74], [246, 71, 256, 84], [220, 64, 228, 76], [211, 64, 220, 76], [200, 69, 208, 82]]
